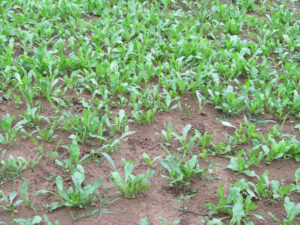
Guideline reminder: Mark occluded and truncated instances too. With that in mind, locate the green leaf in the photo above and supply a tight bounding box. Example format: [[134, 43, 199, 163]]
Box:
[[119, 110, 125, 122], [160, 155, 180, 173], [284, 196, 300, 222], [230, 194, 245, 225], [295, 168, 300, 184], [110, 61, 119, 72], [252, 214, 264, 221], [124, 162, 134, 182], [9, 191, 17, 204], [227, 157, 239, 171], [20, 182, 29, 203], [31, 215, 42, 224], [47, 201, 65, 212], [243, 170, 256, 177], [91, 178, 102, 190], [101, 152, 116, 170], [145, 169, 154, 181], [56, 177, 65, 196], [111, 171, 125, 191], [159, 217, 167, 225], [206, 218, 224, 225], [172, 220, 180, 225], [140, 217, 147, 225], [0, 190, 8, 203], [221, 121, 236, 129], [72, 165, 85, 188], [166, 94, 171, 107], [218, 184, 224, 201], [294, 124, 300, 130], [15, 200, 23, 206], [182, 124, 192, 139]]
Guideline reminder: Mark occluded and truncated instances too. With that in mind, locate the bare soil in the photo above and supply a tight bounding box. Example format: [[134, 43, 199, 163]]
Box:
[[0, 93, 299, 225]]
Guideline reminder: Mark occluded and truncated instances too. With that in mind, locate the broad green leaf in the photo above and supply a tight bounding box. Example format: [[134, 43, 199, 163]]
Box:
[[111, 171, 125, 191], [206, 218, 224, 225], [92, 178, 102, 190], [101, 152, 116, 170], [124, 162, 134, 182], [230, 194, 245, 225], [182, 124, 192, 139], [56, 177, 65, 196], [243, 170, 256, 177], [227, 157, 239, 171], [294, 124, 300, 130], [145, 170, 154, 181], [284, 196, 300, 222], [119, 110, 125, 122], [295, 168, 300, 184], [47, 201, 65, 212], [140, 217, 147, 225], [15, 199, 23, 206], [31, 215, 42, 224], [72, 165, 85, 188], [20, 182, 28, 203], [9, 191, 17, 203], [172, 220, 180, 225]]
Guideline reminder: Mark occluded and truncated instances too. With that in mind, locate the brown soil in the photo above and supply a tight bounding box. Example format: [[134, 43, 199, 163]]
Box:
[[0, 93, 299, 225]]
